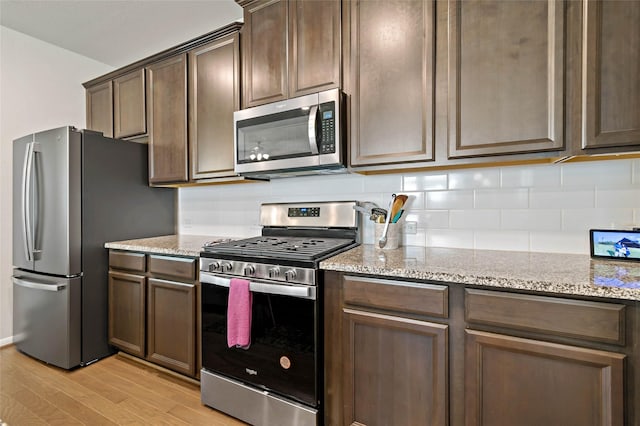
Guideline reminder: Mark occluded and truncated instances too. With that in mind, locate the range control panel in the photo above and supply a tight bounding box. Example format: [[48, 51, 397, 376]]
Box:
[[288, 207, 321, 218]]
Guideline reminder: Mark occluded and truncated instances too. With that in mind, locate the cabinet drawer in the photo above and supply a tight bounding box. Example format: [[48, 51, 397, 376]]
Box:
[[109, 250, 146, 272], [148, 255, 196, 281], [343, 276, 448, 318], [465, 289, 625, 345]]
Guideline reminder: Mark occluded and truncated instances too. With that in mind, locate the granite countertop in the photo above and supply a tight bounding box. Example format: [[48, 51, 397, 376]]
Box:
[[104, 234, 232, 257], [320, 245, 640, 302]]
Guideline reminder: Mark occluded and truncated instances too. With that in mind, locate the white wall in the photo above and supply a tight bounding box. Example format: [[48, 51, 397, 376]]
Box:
[[179, 159, 640, 253], [0, 26, 113, 345]]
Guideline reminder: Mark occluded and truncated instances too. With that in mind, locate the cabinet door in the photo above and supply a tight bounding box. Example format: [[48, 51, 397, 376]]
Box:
[[147, 278, 196, 377], [465, 330, 624, 426], [343, 308, 447, 426], [289, 0, 341, 97], [86, 81, 113, 138], [188, 33, 240, 180], [349, 0, 435, 166], [241, 0, 288, 107], [108, 271, 145, 357], [147, 54, 188, 184], [447, 0, 565, 158], [114, 69, 146, 139], [582, 0, 640, 149]]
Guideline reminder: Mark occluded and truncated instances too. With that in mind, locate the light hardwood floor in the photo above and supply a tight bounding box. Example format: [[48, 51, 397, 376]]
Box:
[[0, 345, 246, 425]]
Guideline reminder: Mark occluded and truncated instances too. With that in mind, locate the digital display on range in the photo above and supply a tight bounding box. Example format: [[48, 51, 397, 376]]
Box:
[[288, 207, 320, 217]]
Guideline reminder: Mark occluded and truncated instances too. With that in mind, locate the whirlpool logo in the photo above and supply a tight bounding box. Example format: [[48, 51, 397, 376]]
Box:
[[245, 368, 258, 376]]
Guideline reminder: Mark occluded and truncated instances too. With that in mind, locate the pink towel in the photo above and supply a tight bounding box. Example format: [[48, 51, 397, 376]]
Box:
[[227, 278, 252, 349]]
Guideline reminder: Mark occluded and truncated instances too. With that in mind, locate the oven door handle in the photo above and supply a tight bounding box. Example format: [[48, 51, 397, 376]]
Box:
[[201, 273, 316, 300]]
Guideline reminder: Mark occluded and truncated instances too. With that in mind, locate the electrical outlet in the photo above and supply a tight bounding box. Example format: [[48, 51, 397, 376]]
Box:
[[405, 221, 417, 235]]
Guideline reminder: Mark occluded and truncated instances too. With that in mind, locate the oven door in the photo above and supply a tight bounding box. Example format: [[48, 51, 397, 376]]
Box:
[[200, 273, 319, 407]]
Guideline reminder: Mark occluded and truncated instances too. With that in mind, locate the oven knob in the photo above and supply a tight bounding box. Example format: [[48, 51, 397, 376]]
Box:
[[208, 261, 221, 272], [243, 265, 256, 276], [268, 268, 280, 278], [284, 269, 297, 281], [221, 262, 233, 273]]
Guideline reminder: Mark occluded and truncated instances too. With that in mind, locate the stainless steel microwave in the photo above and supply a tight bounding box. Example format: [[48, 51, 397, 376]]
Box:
[[234, 88, 345, 179]]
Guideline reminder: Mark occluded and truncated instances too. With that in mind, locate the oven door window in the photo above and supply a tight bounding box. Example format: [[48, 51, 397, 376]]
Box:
[[201, 282, 318, 407], [236, 108, 318, 163]]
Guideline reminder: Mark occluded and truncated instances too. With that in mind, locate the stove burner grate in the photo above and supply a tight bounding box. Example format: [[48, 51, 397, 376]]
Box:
[[202, 236, 355, 261]]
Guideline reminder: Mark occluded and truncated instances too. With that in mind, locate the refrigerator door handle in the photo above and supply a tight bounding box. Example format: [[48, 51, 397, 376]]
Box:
[[21, 142, 34, 261], [31, 143, 42, 257], [13, 277, 67, 292]]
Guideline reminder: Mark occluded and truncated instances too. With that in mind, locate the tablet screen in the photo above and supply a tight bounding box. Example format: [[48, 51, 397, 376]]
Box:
[[590, 229, 640, 261]]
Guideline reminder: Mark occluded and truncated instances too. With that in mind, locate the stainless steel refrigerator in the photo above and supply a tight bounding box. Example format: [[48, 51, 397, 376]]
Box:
[[12, 126, 175, 369]]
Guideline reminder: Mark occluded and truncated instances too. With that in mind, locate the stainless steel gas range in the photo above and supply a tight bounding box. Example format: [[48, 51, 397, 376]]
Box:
[[199, 201, 359, 426]]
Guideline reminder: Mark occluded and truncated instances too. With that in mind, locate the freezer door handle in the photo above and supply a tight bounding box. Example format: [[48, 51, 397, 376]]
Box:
[[12, 277, 67, 292]]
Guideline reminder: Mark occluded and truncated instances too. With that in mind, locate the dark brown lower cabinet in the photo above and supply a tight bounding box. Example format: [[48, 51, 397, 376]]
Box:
[[147, 278, 196, 377], [342, 308, 448, 426], [108, 271, 146, 358], [465, 329, 625, 426], [108, 250, 199, 378], [325, 272, 637, 426]]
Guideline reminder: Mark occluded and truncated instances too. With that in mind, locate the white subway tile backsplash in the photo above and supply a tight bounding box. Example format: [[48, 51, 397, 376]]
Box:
[[475, 188, 529, 209], [178, 158, 640, 255], [403, 229, 427, 247], [363, 174, 403, 193], [448, 169, 500, 189], [530, 188, 595, 209], [595, 188, 640, 208], [426, 229, 474, 249], [632, 160, 640, 185], [450, 209, 500, 230], [501, 209, 562, 231], [562, 208, 634, 231], [402, 192, 425, 210], [501, 164, 561, 188], [562, 160, 632, 187], [403, 211, 447, 229], [530, 231, 588, 254], [270, 173, 364, 197], [419, 210, 450, 229], [474, 230, 529, 251], [426, 190, 474, 209], [403, 173, 448, 191]]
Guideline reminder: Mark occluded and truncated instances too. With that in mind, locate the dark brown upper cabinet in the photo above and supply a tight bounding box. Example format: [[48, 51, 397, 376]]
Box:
[[147, 54, 189, 185], [188, 33, 240, 180], [447, 0, 565, 159], [347, 0, 436, 167], [86, 81, 113, 138], [581, 0, 640, 150], [238, 0, 341, 108], [114, 69, 147, 139]]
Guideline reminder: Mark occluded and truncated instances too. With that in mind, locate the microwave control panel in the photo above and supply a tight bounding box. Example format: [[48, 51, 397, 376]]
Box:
[[318, 102, 336, 154]]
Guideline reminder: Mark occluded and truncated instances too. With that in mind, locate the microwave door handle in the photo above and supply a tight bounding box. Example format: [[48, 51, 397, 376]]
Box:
[[307, 105, 319, 155]]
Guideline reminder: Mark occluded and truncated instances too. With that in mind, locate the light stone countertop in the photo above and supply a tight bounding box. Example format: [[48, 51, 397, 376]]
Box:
[[320, 245, 640, 302], [104, 234, 233, 257]]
